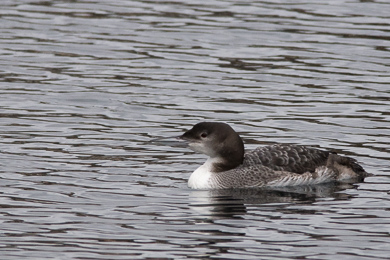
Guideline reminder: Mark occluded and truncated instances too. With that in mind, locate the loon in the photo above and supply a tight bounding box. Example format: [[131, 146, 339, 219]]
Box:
[[177, 122, 369, 190]]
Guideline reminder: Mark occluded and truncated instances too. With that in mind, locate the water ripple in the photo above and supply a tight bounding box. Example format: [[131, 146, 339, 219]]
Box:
[[1, 0, 390, 259]]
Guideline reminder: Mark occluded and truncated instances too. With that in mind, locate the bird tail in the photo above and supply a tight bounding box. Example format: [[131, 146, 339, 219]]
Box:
[[327, 153, 369, 180]]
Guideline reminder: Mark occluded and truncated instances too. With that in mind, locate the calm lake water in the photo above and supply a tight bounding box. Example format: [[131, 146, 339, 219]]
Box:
[[1, 0, 390, 259]]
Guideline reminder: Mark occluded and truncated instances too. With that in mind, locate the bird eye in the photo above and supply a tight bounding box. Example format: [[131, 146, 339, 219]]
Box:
[[200, 132, 208, 138]]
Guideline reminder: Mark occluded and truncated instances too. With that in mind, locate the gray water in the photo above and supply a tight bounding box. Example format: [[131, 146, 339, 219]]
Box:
[[1, 0, 390, 259]]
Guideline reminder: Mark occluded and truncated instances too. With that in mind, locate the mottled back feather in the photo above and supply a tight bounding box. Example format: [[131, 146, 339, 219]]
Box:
[[243, 144, 330, 174]]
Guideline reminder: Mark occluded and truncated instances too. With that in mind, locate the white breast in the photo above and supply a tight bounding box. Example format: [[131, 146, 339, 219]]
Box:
[[188, 158, 214, 189]]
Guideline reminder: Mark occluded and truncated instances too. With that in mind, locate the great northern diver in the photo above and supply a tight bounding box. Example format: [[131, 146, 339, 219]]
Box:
[[177, 122, 368, 189]]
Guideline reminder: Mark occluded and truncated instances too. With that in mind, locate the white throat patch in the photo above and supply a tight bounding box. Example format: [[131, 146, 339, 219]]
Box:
[[188, 158, 218, 189]]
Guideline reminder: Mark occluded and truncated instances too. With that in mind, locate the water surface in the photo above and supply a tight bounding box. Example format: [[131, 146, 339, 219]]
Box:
[[1, 0, 390, 259]]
